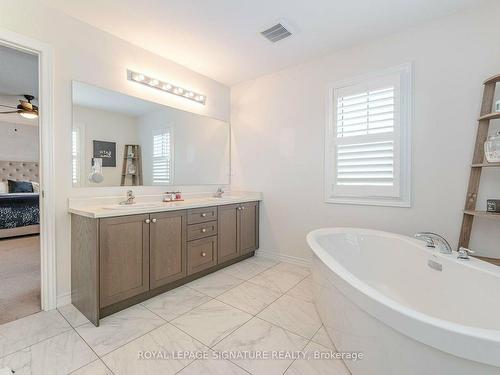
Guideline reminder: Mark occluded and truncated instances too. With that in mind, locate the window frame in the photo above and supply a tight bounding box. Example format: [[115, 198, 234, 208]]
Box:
[[324, 63, 412, 207]]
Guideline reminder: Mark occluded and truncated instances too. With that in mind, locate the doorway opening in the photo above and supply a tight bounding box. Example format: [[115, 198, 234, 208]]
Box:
[[0, 44, 41, 324], [0, 29, 55, 323]]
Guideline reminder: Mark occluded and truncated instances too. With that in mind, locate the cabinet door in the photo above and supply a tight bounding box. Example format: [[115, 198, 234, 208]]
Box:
[[150, 211, 187, 289], [99, 214, 150, 307], [217, 204, 240, 263], [239, 202, 259, 255]]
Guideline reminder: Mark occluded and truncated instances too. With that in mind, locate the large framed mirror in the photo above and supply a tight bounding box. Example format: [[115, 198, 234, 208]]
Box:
[[71, 81, 230, 187]]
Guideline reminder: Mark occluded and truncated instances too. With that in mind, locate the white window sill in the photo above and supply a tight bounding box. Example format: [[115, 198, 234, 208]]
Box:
[[325, 196, 411, 208]]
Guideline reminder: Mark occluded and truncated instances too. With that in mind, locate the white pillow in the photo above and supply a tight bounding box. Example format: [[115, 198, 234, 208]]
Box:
[[0, 182, 7, 194], [31, 181, 40, 193]]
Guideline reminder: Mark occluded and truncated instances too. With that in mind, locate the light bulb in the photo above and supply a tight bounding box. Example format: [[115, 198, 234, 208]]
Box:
[[134, 73, 145, 82], [150, 79, 159, 86], [162, 83, 172, 91]]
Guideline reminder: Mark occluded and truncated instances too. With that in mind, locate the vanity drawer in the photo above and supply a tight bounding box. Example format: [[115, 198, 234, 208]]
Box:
[[187, 206, 217, 224], [187, 221, 217, 241], [187, 236, 217, 275]]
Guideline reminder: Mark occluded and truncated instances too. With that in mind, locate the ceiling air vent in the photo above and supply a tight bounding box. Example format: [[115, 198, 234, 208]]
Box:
[[260, 22, 292, 43]]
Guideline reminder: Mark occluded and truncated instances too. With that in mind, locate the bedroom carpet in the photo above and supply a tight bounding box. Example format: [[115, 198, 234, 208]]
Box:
[[0, 235, 40, 325]]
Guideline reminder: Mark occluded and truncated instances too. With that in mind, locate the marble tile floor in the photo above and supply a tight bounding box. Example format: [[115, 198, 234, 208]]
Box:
[[0, 256, 350, 375]]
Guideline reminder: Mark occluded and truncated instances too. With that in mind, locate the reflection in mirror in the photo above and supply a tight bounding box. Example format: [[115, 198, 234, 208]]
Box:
[[71, 81, 230, 187]]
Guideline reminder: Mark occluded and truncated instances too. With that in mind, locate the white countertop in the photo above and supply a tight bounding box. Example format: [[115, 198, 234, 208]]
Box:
[[68, 191, 262, 218]]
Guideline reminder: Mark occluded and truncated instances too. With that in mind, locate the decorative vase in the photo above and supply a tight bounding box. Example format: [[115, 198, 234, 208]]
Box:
[[485, 132, 500, 163]]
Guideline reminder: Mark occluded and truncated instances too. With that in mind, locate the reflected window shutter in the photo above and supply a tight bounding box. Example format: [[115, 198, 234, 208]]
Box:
[[72, 128, 79, 185], [152, 130, 172, 184]]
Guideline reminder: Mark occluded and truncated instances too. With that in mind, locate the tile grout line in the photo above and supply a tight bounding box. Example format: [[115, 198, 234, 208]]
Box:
[[213, 288, 283, 316], [0, 313, 74, 361], [140, 298, 201, 323], [91, 319, 171, 361], [56, 309, 116, 375], [0, 261, 309, 373], [181, 257, 284, 300], [280, 323, 323, 375], [166, 261, 316, 372], [244, 267, 311, 294], [84, 261, 286, 373]]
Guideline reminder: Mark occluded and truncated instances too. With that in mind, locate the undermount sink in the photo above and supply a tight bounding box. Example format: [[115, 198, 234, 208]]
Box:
[[103, 202, 162, 210]]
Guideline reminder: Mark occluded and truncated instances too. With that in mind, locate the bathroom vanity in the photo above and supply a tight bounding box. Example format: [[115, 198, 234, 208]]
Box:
[[69, 193, 260, 326]]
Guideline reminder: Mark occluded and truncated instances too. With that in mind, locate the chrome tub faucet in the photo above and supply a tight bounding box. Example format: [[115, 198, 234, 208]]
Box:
[[414, 232, 452, 254]]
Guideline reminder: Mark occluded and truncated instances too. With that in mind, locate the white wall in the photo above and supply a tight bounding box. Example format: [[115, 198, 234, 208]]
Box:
[[0, 121, 39, 162], [0, 0, 230, 304], [73, 105, 139, 187], [231, 3, 500, 261]]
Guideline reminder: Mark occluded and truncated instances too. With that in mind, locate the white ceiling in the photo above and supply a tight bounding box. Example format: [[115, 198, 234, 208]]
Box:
[[42, 0, 488, 85], [0, 45, 39, 125], [73, 81, 163, 117]]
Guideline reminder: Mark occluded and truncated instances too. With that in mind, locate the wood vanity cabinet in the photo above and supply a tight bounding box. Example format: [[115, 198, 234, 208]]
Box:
[[149, 211, 187, 289], [99, 214, 150, 308], [239, 201, 259, 255], [218, 201, 259, 263], [217, 204, 239, 263], [71, 200, 259, 326]]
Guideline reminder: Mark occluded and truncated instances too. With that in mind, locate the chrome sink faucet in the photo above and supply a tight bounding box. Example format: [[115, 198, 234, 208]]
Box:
[[414, 232, 452, 254], [213, 187, 224, 198], [120, 190, 135, 205]]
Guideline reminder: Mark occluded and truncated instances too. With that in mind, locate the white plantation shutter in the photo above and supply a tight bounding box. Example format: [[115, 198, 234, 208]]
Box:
[[152, 129, 173, 184], [336, 140, 394, 186], [72, 128, 80, 185], [325, 64, 412, 207]]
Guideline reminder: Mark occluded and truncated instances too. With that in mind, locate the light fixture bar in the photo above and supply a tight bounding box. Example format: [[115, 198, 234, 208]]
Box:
[[127, 70, 206, 105]]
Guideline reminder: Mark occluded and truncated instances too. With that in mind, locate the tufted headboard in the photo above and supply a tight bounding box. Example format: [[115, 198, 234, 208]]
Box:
[[0, 161, 39, 183]]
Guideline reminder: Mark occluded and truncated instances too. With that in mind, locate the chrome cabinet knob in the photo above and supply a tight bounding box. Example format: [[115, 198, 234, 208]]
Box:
[[145, 219, 151, 224], [152, 218, 157, 223], [237, 206, 242, 211], [201, 213, 207, 217], [241, 206, 245, 210], [201, 252, 207, 257], [201, 228, 207, 233]]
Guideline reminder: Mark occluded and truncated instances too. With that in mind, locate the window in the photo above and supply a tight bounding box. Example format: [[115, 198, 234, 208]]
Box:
[[325, 63, 412, 207], [152, 129, 173, 184]]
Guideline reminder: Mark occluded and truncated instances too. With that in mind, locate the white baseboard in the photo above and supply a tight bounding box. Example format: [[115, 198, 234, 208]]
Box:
[[255, 249, 312, 268], [56, 292, 71, 308]]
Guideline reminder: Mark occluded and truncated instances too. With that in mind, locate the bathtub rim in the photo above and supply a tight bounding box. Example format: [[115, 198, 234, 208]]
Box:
[[307, 227, 500, 368]]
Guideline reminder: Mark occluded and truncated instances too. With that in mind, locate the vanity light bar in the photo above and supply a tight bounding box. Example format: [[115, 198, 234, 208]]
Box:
[[127, 70, 206, 105]]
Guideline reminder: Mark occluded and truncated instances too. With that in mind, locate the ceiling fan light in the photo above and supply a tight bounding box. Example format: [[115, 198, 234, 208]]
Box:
[[19, 111, 38, 119]]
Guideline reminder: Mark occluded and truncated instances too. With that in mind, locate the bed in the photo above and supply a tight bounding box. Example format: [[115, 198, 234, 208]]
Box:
[[0, 161, 40, 238]]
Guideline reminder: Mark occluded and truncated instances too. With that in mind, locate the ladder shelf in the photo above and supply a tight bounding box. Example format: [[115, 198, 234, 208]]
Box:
[[458, 75, 500, 266]]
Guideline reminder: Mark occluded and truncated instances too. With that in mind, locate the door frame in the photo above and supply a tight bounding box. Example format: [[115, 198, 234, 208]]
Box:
[[0, 28, 57, 310]]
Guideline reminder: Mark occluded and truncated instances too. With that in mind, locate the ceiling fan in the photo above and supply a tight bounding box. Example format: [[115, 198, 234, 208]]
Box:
[[0, 95, 39, 119]]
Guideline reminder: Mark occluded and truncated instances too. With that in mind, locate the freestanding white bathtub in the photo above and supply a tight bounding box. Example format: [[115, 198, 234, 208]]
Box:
[[307, 228, 500, 375]]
